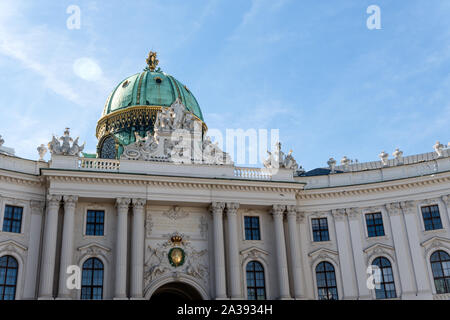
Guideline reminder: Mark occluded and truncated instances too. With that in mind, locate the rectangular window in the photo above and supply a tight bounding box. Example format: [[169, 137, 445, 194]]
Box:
[[2, 205, 23, 233], [86, 210, 105, 236], [312, 218, 329, 242], [421, 205, 443, 231], [244, 216, 261, 240], [365, 212, 385, 237]]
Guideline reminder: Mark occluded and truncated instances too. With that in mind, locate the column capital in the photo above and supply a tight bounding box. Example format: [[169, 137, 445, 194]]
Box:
[[226, 202, 239, 216], [30, 200, 45, 214], [400, 200, 417, 214], [332, 209, 346, 221], [210, 202, 225, 215], [442, 195, 450, 206], [385, 202, 402, 216], [272, 204, 286, 218], [346, 207, 360, 220], [46, 194, 62, 209], [116, 198, 131, 211], [286, 205, 298, 218], [63, 195, 78, 210], [132, 198, 146, 208]]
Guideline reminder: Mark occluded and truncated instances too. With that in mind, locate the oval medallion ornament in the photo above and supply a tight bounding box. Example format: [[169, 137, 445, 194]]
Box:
[[168, 247, 185, 267]]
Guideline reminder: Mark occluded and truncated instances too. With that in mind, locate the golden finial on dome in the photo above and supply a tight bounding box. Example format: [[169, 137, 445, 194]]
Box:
[[146, 51, 159, 72]]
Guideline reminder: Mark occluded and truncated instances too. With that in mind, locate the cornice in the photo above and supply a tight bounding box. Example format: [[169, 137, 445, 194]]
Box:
[[297, 173, 450, 200], [41, 170, 303, 194], [0, 169, 43, 187]]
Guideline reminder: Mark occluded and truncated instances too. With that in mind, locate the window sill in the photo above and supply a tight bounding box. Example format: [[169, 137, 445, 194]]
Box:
[[366, 235, 389, 241], [83, 235, 106, 239], [311, 240, 333, 245]]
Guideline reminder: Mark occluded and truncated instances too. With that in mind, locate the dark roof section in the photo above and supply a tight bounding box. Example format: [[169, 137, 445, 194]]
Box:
[[299, 168, 344, 177]]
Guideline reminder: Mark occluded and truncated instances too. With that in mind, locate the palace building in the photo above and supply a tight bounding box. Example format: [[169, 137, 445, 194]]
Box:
[[0, 52, 449, 300]]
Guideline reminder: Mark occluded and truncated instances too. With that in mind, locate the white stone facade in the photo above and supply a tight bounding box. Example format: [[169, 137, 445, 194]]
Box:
[[0, 142, 449, 300]]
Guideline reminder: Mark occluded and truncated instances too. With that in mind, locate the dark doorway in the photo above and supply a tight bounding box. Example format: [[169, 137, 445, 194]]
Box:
[[150, 282, 203, 301]]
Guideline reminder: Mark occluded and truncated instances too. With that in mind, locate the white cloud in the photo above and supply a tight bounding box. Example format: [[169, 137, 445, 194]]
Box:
[[73, 58, 103, 82]]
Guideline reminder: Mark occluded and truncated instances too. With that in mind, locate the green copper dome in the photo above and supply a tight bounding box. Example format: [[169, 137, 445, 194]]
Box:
[[96, 52, 206, 160], [102, 71, 204, 122]]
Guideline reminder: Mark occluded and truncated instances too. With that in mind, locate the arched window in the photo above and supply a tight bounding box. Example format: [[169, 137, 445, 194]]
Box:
[[246, 261, 266, 300], [0, 255, 18, 300], [430, 250, 450, 294], [316, 261, 338, 300], [372, 257, 396, 299], [81, 258, 104, 300]]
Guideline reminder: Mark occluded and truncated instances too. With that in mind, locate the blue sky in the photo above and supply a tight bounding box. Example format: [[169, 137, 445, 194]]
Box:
[[0, 0, 448, 170]]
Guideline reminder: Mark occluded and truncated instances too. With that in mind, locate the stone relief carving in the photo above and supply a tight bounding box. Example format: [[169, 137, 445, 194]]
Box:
[[144, 233, 208, 286], [121, 99, 232, 165], [48, 128, 85, 156], [163, 206, 189, 220], [263, 142, 301, 171]]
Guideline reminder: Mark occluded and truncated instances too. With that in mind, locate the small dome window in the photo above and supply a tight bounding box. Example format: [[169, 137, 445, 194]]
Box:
[[154, 77, 162, 84], [122, 80, 130, 88]]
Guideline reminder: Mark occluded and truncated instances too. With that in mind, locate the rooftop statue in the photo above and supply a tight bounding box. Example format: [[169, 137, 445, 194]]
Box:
[[263, 142, 299, 171], [48, 128, 85, 157], [0, 135, 4, 147]]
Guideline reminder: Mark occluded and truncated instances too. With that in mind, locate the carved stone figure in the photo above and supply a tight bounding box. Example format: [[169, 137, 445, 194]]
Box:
[[379, 150, 389, 166], [37, 144, 47, 161], [327, 158, 337, 173], [47, 128, 85, 156], [263, 142, 300, 170], [0, 135, 4, 147], [393, 148, 403, 161], [433, 141, 445, 157]]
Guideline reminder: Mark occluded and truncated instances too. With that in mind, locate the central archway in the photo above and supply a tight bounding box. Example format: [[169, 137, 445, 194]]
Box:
[[150, 282, 203, 301]]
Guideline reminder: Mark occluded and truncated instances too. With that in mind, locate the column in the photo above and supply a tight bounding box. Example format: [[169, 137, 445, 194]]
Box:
[[210, 202, 227, 299], [114, 197, 131, 299], [23, 200, 44, 299], [297, 212, 314, 299], [286, 205, 304, 299], [400, 201, 433, 299], [57, 195, 78, 299], [130, 198, 146, 299], [386, 202, 416, 298], [346, 208, 371, 299], [441, 195, 450, 224], [38, 194, 62, 299], [226, 202, 241, 299], [272, 205, 291, 299], [331, 209, 358, 299]]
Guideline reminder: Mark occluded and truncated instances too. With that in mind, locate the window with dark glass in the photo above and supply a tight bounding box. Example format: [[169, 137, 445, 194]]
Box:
[[421, 205, 443, 231], [365, 213, 385, 237], [86, 210, 105, 236], [312, 218, 329, 242], [246, 261, 266, 300], [430, 250, 450, 294], [244, 216, 261, 240], [0, 255, 18, 300], [372, 257, 396, 299], [81, 258, 104, 300], [315, 262, 338, 300], [2, 205, 23, 233]]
